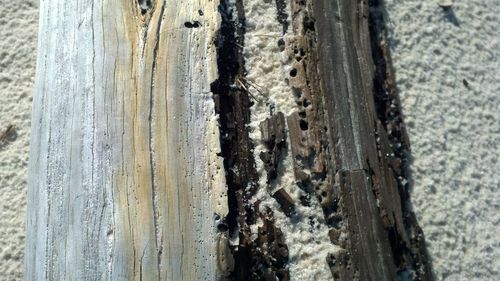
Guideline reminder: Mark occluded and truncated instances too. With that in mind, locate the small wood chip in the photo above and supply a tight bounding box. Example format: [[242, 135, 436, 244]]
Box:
[[272, 188, 295, 216], [439, 0, 453, 8], [0, 124, 14, 142]]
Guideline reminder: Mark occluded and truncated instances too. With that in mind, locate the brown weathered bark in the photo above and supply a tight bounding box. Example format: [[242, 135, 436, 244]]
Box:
[[212, 0, 433, 280]]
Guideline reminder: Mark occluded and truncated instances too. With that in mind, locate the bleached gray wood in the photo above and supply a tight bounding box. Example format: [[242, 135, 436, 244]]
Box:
[[25, 0, 228, 280]]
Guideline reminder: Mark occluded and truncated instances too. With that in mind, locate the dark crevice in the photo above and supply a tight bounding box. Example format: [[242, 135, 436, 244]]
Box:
[[137, 0, 153, 15], [211, 0, 252, 243], [148, 1, 166, 277], [368, 0, 434, 280], [275, 0, 289, 34], [211, 1, 289, 280]]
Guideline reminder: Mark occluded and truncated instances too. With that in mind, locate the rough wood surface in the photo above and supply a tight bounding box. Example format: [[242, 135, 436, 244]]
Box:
[[26, 1, 228, 280], [313, 0, 433, 279]]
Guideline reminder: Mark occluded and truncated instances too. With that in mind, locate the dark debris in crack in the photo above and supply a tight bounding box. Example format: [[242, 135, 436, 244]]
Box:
[[211, 1, 290, 280]]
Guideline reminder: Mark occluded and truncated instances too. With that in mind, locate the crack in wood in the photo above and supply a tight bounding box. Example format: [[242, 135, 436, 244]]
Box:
[[211, 1, 291, 279]]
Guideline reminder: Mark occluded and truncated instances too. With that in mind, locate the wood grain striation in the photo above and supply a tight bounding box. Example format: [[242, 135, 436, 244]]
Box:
[[26, 0, 228, 280]]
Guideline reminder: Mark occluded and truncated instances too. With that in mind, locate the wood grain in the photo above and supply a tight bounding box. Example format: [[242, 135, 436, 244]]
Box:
[[26, 1, 227, 280]]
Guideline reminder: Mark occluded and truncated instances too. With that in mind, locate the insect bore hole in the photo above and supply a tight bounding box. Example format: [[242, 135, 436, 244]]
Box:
[[299, 119, 308, 131]]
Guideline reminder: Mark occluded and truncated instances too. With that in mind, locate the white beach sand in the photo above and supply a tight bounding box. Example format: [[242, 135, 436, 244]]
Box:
[[386, 0, 499, 280], [0, 1, 38, 280], [0, 0, 498, 280]]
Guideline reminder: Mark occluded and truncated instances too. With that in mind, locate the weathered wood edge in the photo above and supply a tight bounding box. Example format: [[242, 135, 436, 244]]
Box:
[[311, 0, 434, 280]]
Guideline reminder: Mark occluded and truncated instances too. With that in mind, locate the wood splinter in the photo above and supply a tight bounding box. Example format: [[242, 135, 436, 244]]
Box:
[[0, 124, 15, 143], [259, 112, 287, 184], [272, 188, 295, 216]]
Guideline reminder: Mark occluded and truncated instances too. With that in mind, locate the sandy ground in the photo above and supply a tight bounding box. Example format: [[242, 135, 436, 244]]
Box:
[[0, 1, 38, 280], [385, 0, 499, 280], [0, 0, 498, 280]]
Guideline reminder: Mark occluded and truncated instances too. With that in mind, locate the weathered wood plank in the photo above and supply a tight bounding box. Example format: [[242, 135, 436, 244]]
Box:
[[338, 169, 396, 280], [312, 0, 433, 279], [26, 1, 227, 280]]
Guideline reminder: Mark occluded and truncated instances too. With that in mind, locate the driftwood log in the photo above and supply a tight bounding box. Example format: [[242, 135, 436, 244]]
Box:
[[26, 0, 432, 280]]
